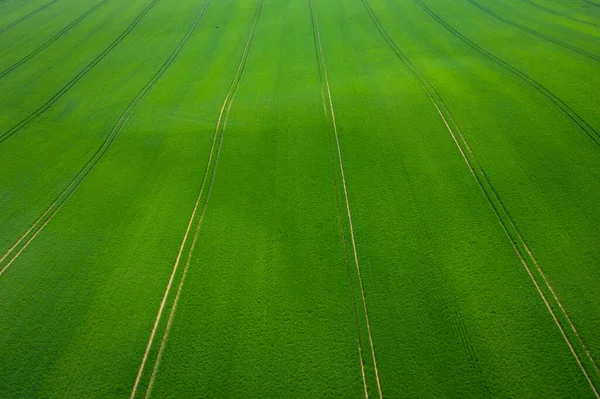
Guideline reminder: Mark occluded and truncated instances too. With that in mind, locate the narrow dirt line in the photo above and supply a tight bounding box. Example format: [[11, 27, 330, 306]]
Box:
[[413, 0, 600, 148], [359, 0, 600, 394], [0, 0, 62, 34], [429, 93, 600, 398], [388, 4, 600, 379], [521, 0, 600, 28], [525, 250, 600, 375], [310, 1, 383, 397], [580, 0, 600, 8], [0, 0, 210, 280], [434, 72, 600, 383], [131, 1, 263, 397], [413, 30, 600, 380], [319, 67, 370, 399], [0, 0, 111, 80], [0, 0, 163, 144], [308, 1, 369, 397], [465, 0, 600, 63]]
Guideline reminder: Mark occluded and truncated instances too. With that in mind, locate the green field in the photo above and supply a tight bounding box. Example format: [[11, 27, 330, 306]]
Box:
[[1, 0, 599, 396]]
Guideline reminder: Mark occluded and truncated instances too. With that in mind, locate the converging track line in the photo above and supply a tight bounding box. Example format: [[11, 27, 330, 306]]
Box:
[[0, 0, 163, 145], [465, 0, 600, 63], [521, 0, 600, 28], [0, 0, 211, 279], [308, 3, 369, 398], [581, 0, 600, 8], [0, 0, 62, 34], [358, 0, 600, 394], [130, 0, 263, 396], [309, 0, 383, 397], [0, 0, 111, 80], [413, 0, 600, 148]]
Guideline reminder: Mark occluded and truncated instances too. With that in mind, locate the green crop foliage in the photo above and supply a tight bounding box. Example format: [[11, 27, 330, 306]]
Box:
[[0, 0, 599, 396]]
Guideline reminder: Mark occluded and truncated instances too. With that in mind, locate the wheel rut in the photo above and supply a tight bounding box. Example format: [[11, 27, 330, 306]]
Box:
[[358, 0, 600, 394], [130, 0, 263, 396]]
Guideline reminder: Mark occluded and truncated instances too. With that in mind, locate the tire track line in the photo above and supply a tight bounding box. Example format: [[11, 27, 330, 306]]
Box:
[[413, 0, 600, 149], [359, 0, 600, 393], [466, 0, 600, 63], [581, 0, 600, 8], [521, 0, 600, 28], [483, 171, 600, 377], [411, 2, 600, 379], [0, 0, 111, 80], [130, 1, 262, 396], [0, 0, 162, 144], [0, 0, 210, 279], [0, 0, 61, 34], [433, 95, 600, 397], [310, 0, 383, 397], [308, 3, 369, 397]]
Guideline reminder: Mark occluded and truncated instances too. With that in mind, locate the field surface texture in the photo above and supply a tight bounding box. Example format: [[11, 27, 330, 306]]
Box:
[[0, 0, 599, 396]]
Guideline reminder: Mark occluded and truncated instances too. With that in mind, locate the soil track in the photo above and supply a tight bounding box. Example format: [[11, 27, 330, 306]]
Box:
[[308, 3, 369, 398], [414, 0, 600, 148], [0, 0, 163, 144], [310, 0, 383, 397], [465, 0, 600, 63], [0, 0, 62, 34], [0, 0, 210, 279], [523, 0, 600, 26], [0, 0, 112, 80], [358, 0, 600, 394], [521, 0, 600, 28], [130, 0, 263, 396]]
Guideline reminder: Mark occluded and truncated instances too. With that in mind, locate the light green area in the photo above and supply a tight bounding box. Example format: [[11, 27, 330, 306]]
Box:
[[0, 0, 63, 31], [0, 0, 599, 396]]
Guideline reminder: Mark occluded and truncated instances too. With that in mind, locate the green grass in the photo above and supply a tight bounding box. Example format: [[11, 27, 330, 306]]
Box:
[[0, 0, 63, 33], [0, 0, 599, 396]]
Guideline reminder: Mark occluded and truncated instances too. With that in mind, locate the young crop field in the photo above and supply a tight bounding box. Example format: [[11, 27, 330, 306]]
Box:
[[0, 0, 599, 396]]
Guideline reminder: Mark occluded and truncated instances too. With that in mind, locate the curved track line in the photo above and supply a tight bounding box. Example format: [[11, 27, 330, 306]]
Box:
[[0, 0, 209, 279], [0, 0, 111, 80], [435, 92, 600, 395], [0, 0, 162, 145], [465, 0, 600, 63], [0, 0, 61, 34], [483, 173, 600, 378], [130, 1, 262, 397], [310, 0, 383, 397], [405, 6, 600, 378], [521, 0, 600, 28], [581, 0, 600, 7], [309, 2, 369, 397], [359, 0, 600, 393], [413, 0, 600, 148]]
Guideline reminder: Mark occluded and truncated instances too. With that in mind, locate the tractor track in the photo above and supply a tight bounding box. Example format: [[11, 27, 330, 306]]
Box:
[[414, 0, 600, 148], [130, 0, 263, 396], [310, 0, 383, 397], [0, 0, 162, 145], [466, 0, 600, 63], [359, 0, 600, 393], [0, 0, 210, 279], [521, 0, 600, 28], [581, 0, 600, 8], [309, 1, 369, 396], [484, 171, 600, 377], [0, 0, 62, 34], [0, 0, 111, 80]]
